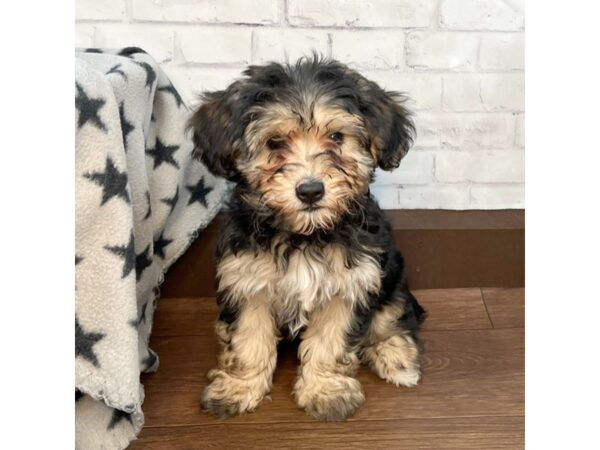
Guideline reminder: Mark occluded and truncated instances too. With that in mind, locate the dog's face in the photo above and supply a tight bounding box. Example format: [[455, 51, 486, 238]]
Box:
[[189, 57, 414, 234]]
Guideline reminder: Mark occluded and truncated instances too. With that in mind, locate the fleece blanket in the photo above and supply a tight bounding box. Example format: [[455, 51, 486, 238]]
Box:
[[75, 47, 226, 449]]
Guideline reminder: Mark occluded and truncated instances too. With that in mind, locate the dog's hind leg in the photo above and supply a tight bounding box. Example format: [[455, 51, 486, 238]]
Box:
[[360, 291, 425, 387], [201, 295, 279, 418], [293, 297, 365, 421]]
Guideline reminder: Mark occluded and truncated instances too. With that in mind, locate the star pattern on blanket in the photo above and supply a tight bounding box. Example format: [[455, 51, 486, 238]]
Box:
[[161, 186, 179, 214], [75, 48, 224, 447], [133, 60, 156, 90], [107, 409, 133, 430], [76, 316, 105, 368], [119, 102, 135, 147], [138, 301, 148, 325], [158, 84, 184, 108], [105, 232, 136, 279], [187, 178, 213, 208], [144, 191, 152, 220], [107, 63, 127, 80], [76, 83, 107, 131], [146, 137, 180, 169], [153, 232, 173, 259], [84, 156, 130, 206], [136, 245, 152, 281]]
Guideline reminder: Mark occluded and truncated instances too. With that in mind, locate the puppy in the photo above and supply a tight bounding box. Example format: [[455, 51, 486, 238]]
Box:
[[189, 56, 426, 421]]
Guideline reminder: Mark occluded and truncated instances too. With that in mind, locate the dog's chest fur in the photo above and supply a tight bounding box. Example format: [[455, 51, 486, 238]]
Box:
[[217, 239, 382, 333]]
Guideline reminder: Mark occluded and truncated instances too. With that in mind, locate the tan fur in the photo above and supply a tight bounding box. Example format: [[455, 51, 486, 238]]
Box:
[[217, 239, 381, 335], [201, 296, 279, 417], [293, 296, 365, 421], [360, 303, 421, 387], [238, 101, 374, 235]]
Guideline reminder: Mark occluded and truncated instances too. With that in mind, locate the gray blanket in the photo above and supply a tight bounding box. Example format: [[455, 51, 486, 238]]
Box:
[[75, 48, 226, 449]]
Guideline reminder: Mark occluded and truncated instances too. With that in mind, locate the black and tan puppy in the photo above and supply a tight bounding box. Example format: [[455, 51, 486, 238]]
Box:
[[189, 56, 426, 421]]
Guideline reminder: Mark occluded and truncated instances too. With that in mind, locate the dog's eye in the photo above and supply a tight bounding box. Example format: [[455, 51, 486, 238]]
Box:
[[329, 132, 344, 144], [266, 137, 286, 150]]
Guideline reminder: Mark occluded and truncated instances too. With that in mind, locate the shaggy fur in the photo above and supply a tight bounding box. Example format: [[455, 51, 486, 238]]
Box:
[[189, 56, 426, 421]]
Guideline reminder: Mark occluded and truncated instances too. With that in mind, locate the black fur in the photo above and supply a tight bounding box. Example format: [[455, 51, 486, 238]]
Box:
[[188, 55, 415, 180], [216, 182, 425, 340]]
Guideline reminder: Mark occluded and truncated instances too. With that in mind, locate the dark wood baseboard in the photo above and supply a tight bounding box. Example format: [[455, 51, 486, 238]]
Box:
[[160, 209, 524, 298]]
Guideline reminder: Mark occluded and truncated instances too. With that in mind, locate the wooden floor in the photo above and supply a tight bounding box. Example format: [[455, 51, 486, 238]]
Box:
[[132, 288, 524, 449]]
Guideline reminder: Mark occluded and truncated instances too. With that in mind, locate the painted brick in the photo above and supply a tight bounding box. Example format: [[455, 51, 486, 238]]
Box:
[[406, 32, 480, 71], [331, 30, 404, 69], [470, 184, 525, 209], [161, 66, 242, 107], [177, 27, 251, 64], [440, 0, 524, 31], [397, 185, 470, 209], [480, 33, 525, 70], [415, 113, 515, 150], [515, 113, 525, 148], [442, 74, 525, 111], [287, 0, 437, 28], [252, 29, 329, 65], [363, 72, 442, 111], [75, 24, 96, 48], [435, 151, 524, 183], [94, 25, 174, 63], [370, 186, 400, 209], [76, 0, 124, 21], [373, 151, 434, 185], [131, 0, 279, 24]]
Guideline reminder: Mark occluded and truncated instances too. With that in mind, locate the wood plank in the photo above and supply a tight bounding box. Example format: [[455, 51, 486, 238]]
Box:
[[386, 209, 524, 230], [141, 328, 523, 427], [151, 288, 492, 337], [482, 288, 525, 328], [416, 288, 492, 331], [132, 416, 524, 450]]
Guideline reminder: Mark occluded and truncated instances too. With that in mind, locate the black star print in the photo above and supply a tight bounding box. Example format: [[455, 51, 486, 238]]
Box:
[[137, 301, 148, 326], [119, 102, 135, 148], [118, 47, 146, 58], [76, 317, 105, 368], [154, 232, 173, 259], [136, 245, 152, 281], [106, 63, 127, 80], [158, 84, 184, 108], [144, 191, 152, 220], [133, 60, 156, 90], [142, 349, 158, 372], [146, 137, 180, 169], [161, 186, 179, 214], [75, 255, 84, 265], [75, 83, 106, 131], [105, 232, 136, 279], [186, 178, 213, 208], [84, 157, 129, 206], [107, 409, 133, 430]]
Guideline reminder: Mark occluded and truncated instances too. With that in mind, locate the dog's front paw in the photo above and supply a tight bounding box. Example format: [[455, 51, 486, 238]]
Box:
[[201, 369, 270, 418], [294, 374, 365, 421], [363, 335, 421, 387]]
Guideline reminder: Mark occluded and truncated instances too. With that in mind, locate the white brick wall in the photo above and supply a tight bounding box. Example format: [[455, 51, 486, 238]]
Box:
[[76, 0, 524, 210]]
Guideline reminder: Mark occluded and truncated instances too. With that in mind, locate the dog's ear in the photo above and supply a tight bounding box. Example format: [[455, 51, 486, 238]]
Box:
[[188, 84, 245, 180], [354, 76, 415, 171]]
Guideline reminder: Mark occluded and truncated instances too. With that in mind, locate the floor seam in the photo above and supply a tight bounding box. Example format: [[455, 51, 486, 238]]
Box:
[[480, 287, 496, 329]]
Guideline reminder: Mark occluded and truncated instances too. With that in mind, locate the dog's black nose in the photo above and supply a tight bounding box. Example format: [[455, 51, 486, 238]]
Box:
[[296, 180, 325, 204]]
